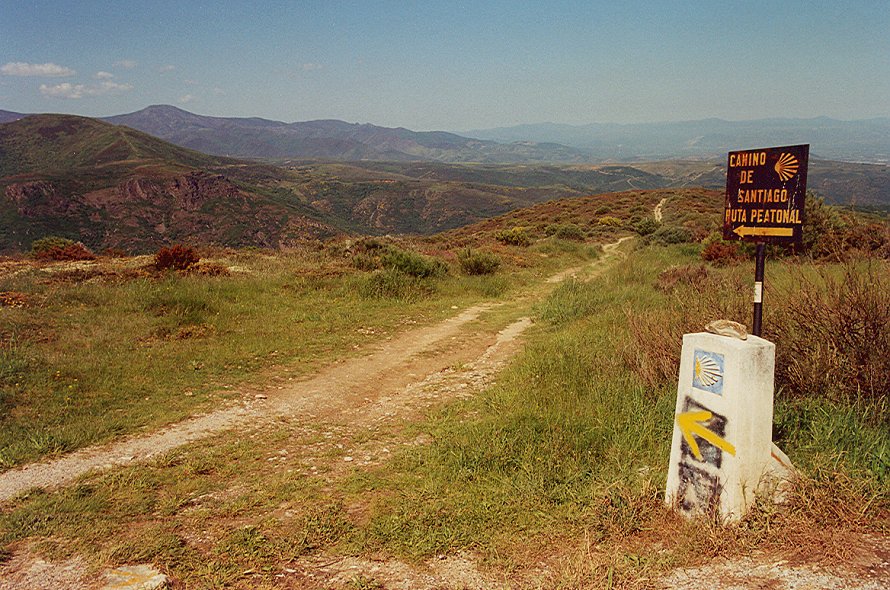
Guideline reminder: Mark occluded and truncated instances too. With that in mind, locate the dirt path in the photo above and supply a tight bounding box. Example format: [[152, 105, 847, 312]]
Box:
[[0, 238, 636, 589], [654, 196, 667, 222], [0, 304, 501, 501], [544, 235, 632, 284], [0, 239, 633, 503]]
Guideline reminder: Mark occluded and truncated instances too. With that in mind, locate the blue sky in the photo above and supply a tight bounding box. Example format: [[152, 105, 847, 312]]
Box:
[[1, 1, 888, 130]]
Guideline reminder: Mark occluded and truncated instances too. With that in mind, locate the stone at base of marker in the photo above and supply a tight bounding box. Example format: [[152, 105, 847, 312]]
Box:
[[763, 442, 797, 505], [102, 564, 168, 590]]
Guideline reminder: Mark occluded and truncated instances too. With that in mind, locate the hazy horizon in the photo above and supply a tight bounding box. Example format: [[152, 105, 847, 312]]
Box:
[[2, 1, 889, 131]]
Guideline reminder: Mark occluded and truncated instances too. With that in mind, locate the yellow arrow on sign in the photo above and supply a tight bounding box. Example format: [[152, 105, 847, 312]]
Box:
[[732, 226, 794, 238], [677, 410, 736, 461]]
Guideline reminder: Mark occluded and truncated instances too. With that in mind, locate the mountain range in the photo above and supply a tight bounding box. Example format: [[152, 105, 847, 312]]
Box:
[[464, 118, 890, 163], [0, 114, 690, 253], [103, 105, 591, 163], [1, 110, 888, 254], [4, 105, 889, 164]]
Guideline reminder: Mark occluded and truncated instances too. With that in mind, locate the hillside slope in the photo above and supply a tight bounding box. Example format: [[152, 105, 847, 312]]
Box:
[[0, 115, 338, 252]]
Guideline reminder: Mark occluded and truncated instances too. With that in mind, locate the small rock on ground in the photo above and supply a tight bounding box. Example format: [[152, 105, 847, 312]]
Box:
[[102, 564, 168, 590]]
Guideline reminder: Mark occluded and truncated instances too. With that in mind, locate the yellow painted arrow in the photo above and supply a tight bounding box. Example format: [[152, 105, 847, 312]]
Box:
[[677, 410, 736, 461], [732, 226, 794, 238]]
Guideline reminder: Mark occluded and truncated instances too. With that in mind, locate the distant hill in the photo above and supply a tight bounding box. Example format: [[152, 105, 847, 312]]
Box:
[[629, 158, 890, 211], [104, 105, 591, 163], [431, 187, 723, 246], [0, 110, 25, 124], [464, 118, 890, 164], [0, 114, 339, 253], [0, 114, 677, 253]]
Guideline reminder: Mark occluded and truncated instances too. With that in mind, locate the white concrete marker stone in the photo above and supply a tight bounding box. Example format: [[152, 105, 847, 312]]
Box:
[[666, 332, 784, 521]]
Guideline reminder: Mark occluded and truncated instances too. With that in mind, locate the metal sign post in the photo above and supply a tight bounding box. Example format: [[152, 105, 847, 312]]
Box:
[[753, 243, 766, 336], [723, 144, 809, 336]]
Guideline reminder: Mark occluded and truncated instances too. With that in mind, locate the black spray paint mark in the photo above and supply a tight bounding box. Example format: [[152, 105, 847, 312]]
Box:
[[676, 462, 721, 514]]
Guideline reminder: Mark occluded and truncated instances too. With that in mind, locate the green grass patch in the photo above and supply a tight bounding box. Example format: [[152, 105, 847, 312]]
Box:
[[0, 244, 566, 469], [345, 244, 888, 574]]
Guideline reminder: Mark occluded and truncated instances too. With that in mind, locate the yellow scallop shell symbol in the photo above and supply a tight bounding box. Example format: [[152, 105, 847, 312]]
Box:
[[774, 152, 799, 181], [694, 354, 722, 387]]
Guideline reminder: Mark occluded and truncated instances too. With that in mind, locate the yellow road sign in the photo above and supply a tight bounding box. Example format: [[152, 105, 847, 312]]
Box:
[[677, 410, 736, 461]]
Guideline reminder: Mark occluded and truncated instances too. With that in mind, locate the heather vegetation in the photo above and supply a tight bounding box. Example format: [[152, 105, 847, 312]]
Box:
[[30, 236, 95, 261], [154, 244, 200, 271]]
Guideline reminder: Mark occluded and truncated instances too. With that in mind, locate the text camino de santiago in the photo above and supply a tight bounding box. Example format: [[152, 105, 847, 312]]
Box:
[[726, 150, 801, 225]]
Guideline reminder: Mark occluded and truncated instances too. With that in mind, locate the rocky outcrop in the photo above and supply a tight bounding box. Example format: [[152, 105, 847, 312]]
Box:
[[4, 181, 84, 218], [167, 172, 244, 211], [118, 177, 163, 202]]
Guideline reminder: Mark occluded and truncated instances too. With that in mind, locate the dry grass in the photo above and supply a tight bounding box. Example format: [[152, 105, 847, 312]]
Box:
[[773, 261, 890, 403], [623, 266, 749, 391]]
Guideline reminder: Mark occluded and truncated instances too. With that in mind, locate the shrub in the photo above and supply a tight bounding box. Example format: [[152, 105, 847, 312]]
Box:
[[552, 223, 585, 241], [353, 237, 388, 253], [843, 222, 889, 257], [155, 244, 200, 271], [495, 226, 531, 247], [597, 216, 624, 228], [31, 236, 95, 261], [701, 234, 746, 264], [351, 253, 381, 271], [457, 249, 500, 275], [633, 217, 660, 236], [801, 192, 845, 258], [772, 262, 889, 403], [656, 264, 710, 292], [359, 269, 432, 301], [649, 225, 692, 245], [380, 247, 446, 278], [31, 236, 74, 255]]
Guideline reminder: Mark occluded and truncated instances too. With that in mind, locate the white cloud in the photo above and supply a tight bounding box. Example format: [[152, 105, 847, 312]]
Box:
[[114, 59, 137, 69], [212, 87, 225, 96], [301, 62, 323, 71], [39, 82, 86, 98], [95, 71, 114, 80], [179, 93, 196, 104], [40, 80, 134, 99], [159, 64, 176, 73], [99, 80, 133, 93], [1, 62, 75, 77]]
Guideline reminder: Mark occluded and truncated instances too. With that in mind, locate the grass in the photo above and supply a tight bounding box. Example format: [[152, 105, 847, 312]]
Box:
[[0, 240, 585, 470], [1, 241, 886, 588], [344, 244, 888, 580]]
